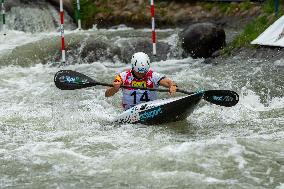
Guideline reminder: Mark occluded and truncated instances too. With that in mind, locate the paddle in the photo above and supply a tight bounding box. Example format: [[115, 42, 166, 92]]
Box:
[[54, 70, 239, 107]]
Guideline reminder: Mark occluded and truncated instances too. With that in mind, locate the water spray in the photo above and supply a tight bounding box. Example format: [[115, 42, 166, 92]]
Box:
[[151, 0, 156, 55]]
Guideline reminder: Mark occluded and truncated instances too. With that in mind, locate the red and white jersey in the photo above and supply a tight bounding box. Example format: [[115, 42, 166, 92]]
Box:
[[114, 69, 165, 110]]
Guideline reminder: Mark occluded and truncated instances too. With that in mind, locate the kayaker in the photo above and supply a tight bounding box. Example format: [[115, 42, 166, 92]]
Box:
[[105, 52, 177, 110]]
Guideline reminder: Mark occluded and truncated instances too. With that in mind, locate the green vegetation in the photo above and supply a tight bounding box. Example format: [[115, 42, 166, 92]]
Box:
[[72, 0, 284, 54], [239, 0, 253, 11], [230, 15, 275, 48], [224, 0, 284, 54], [73, 0, 262, 29], [72, 0, 112, 28], [202, 0, 253, 13]]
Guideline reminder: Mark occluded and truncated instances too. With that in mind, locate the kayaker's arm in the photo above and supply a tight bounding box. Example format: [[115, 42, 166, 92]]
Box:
[[159, 78, 177, 96], [105, 81, 122, 97]]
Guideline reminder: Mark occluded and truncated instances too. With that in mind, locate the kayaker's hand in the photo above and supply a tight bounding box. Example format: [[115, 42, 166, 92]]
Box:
[[169, 85, 177, 96], [113, 81, 121, 91]]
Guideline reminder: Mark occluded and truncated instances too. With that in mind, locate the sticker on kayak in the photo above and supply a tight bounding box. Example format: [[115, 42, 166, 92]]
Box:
[[115, 106, 163, 124], [115, 107, 140, 124], [139, 107, 163, 122]]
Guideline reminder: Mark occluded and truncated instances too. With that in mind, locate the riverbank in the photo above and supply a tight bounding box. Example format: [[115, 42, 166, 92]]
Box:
[[2, 0, 283, 63], [211, 1, 283, 60], [76, 0, 263, 29], [74, 0, 284, 57]]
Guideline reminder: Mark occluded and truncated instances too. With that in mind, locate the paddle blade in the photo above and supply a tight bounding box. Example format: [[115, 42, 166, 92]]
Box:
[[54, 70, 96, 90], [203, 90, 239, 107]]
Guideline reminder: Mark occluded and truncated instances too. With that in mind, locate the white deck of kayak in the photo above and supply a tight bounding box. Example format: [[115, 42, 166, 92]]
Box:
[[251, 15, 284, 47]]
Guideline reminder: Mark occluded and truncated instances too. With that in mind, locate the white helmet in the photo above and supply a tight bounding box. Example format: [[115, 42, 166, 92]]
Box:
[[131, 52, 150, 74]]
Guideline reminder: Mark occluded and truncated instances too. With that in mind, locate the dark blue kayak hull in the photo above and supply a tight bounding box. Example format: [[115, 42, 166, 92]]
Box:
[[113, 92, 203, 125]]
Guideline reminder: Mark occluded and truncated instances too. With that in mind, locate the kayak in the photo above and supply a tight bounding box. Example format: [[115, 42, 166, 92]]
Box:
[[113, 92, 204, 125], [54, 70, 239, 124]]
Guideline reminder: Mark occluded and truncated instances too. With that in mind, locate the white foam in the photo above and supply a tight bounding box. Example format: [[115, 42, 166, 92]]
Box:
[[0, 27, 283, 188], [275, 183, 284, 189], [0, 29, 89, 56], [274, 59, 284, 67]]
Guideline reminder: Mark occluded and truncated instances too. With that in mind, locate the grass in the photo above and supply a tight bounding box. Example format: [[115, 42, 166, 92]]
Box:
[[72, 0, 112, 28], [202, 0, 253, 14], [223, 0, 284, 54], [232, 16, 273, 47], [239, 0, 253, 11]]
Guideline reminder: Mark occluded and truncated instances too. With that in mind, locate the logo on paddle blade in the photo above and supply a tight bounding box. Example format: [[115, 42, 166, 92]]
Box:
[[60, 76, 88, 84], [139, 107, 163, 122], [213, 96, 234, 102]]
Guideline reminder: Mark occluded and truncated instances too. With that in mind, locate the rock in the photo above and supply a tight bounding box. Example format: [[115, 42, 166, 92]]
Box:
[[159, 2, 168, 8], [249, 6, 261, 16], [173, 10, 186, 23], [180, 23, 226, 58], [118, 38, 171, 63], [81, 38, 120, 63], [210, 7, 220, 17], [121, 11, 133, 18], [195, 6, 203, 12], [211, 49, 223, 58], [241, 10, 249, 17], [125, 2, 138, 12], [109, 24, 129, 30], [76, 36, 171, 64], [138, 0, 144, 5]]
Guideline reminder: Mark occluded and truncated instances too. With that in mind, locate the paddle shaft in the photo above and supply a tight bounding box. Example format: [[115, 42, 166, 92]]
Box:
[[54, 70, 239, 107], [93, 82, 238, 107], [94, 81, 193, 95]]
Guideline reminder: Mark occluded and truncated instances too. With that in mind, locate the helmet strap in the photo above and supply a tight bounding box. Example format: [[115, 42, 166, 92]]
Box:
[[131, 69, 146, 80]]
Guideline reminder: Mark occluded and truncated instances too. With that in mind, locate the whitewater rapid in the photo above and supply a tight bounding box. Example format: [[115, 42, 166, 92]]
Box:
[[0, 27, 283, 189]]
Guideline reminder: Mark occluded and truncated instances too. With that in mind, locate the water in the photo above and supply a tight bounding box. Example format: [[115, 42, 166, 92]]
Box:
[[0, 26, 284, 189], [4, 4, 75, 33]]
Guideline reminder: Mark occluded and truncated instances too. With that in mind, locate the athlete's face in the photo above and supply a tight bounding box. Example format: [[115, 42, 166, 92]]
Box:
[[133, 70, 147, 78]]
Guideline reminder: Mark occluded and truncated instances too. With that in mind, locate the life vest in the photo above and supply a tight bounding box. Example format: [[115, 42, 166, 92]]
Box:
[[114, 69, 165, 110]]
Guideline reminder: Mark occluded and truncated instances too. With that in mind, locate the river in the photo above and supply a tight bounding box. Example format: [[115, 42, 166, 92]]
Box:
[[0, 11, 283, 189]]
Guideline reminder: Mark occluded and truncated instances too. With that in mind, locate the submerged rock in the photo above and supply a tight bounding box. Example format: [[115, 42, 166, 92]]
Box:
[[80, 38, 121, 63], [0, 33, 173, 67], [180, 23, 226, 58], [118, 38, 171, 63]]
